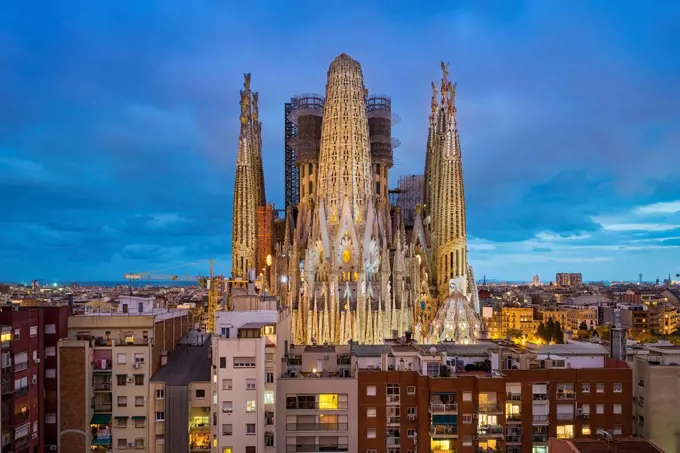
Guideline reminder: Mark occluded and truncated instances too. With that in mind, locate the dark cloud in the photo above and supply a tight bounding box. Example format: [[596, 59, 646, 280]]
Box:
[[0, 0, 679, 281]]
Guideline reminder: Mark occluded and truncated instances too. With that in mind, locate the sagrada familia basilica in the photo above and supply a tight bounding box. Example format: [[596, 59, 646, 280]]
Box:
[[231, 54, 481, 345]]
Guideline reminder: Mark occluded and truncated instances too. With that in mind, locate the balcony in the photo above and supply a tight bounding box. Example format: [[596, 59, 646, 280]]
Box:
[[14, 361, 28, 372], [478, 448, 503, 453], [556, 413, 575, 421], [386, 395, 400, 404], [91, 361, 112, 373], [286, 423, 348, 431], [506, 392, 521, 401], [532, 435, 548, 443], [91, 433, 111, 447], [430, 424, 458, 437], [430, 403, 458, 414], [92, 380, 112, 392], [14, 410, 29, 423], [14, 436, 29, 449], [477, 425, 504, 437], [1, 379, 12, 395], [478, 403, 503, 414], [387, 416, 400, 425], [532, 393, 548, 401], [92, 403, 112, 412], [506, 413, 521, 422], [286, 444, 348, 452], [533, 415, 548, 423], [556, 391, 576, 400], [506, 434, 521, 444], [14, 386, 29, 397], [387, 437, 400, 446]]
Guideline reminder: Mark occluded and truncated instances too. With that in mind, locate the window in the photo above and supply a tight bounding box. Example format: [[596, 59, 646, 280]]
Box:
[[596, 404, 604, 414], [556, 425, 574, 439], [407, 386, 416, 395], [463, 391, 472, 402], [156, 412, 165, 421], [135, 396, 144, 406], [134, 374, 144, 386], [613, 425, 622, 435], [220, 357, 227, 368], [407, 407, 416, 418], [46, 368, 56, 379], [46, 413, 56, 424], [32, 421, 38, 433], [462, 414, 473, 424], [14, 352, 27, 371], [117, 439, 128, 448], [366, 386, 376, 396], [246, 379, 256, 390], [246, 423, 256, 435], [407, 429, 416, 438], [426, 362, 440, 376], [30, 326, 38, 336], [234, 357, 256, 368], [582, 424, 591, 435], [156, 389, 164, 399], [367, 429, 376, 438], [222, 424, 233, 436], [117, 418, 127, 428], [155, 435, 164, 444], [117, 353, 127, 364], [613, 383, 622, 393], [246, 400, 256, 412], [319, 394, 339, 409], [222, 401, 233, 413], [596, 383, 604, 393], [367, 450, 377, 453], [582, 383, 590, 393], [223, 379, 232, 390], [581, 404, 590, 414], [264, 391, 275, 404], [13, 329, 20, 340], [266, 372, 274, 383], [557, 383, 575, 399], [265, 433, 274, 447], [45, 324, 56, 334], [133, 353, 145, 364], [613, 404, 622, 414], [367, 408, 376, 417], [134, 418, 145, 428], [135, 438, 144, 449], [386, 384, 400, 403], [117, 375, 127, 386], [118, 396, 127, 407], [196, 389, 206, 399]]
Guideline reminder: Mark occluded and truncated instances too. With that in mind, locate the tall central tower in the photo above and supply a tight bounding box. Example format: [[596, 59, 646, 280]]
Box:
[[316, 54, 374, 223]]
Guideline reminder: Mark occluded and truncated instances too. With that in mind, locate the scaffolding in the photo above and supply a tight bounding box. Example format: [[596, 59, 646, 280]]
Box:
[[284, 100, 299, 209], [394, 174, 424, 228], [256, 204, 275, 275], [288, 94, 325, 166], [366, 94, 394, 166]]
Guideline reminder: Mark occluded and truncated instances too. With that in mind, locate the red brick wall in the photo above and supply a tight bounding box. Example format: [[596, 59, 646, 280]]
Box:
[[58, 345, 87, 453]]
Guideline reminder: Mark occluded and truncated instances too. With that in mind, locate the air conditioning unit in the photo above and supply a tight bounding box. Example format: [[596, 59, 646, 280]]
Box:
[[133, 363, 141, 369], [31, 433, 38, 440], [34, 358, 40, 364], [48, 446, 57, 451], [583, 413, 590, 419], [128, 442, 135, 447], [31, 376, 37, 384], [472, 435, 479, 441], [127, 376, 134, 383], [577, 408, 583, 415]]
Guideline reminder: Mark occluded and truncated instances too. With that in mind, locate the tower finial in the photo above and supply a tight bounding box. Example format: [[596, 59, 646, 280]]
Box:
[[441, 61, 449, 82], [430, 81, 439, 113], [239, 89, 250, 125], [243, 73, 252, 93], [252, 92, 259, 122]]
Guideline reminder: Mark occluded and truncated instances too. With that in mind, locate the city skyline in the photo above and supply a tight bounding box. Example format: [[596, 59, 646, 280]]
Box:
[[1, 1, 679, 282]]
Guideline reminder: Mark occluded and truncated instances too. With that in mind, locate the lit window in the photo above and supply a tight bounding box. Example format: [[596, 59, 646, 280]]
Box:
[[463, 391, 472, 402], [366, 386, 376, 396], [319, 394, 338, 410], [582, 425, 591, 435], [246, 400, 256, 412], [367, 429, 376, 438], [367, 408, 376, 417], [264, 391, 275, 405], [556, 425, 574, 439], [613, 383, 622, 393]]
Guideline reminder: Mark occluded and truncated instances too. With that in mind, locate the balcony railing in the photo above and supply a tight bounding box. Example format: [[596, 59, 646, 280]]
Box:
[[1, 379, 12, 395], [386, 395, 400, 404], [532, 393, 548, 401], [92, 381, 112, 391], [430, 425, 458, 437], [506, 413, 521, 422], [478, 448, 503, 453], [479, 403, 502, 413], [556, 413, 575, 421], [533, 415, 549, 423], [477, 425, 504, 436], [556, 391, 576, 400], [14, 411, 29, 423], [286, 402, 348, 410], [14, 362, 28, 372], [387, 437, 400, 445], [506, 435, 521, 443], [429, 402, 458, 413], [286, 445, 348, 452], [14, 436, 29, 449], [14, 386, 28, 397], [532, 435, 548, 443], [286, 423, 348, 431], [92, 403, 112, 412]]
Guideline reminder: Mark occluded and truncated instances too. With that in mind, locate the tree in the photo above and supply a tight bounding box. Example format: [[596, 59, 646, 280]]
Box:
[[576, 329, 589, 339], [579, 321, 588, 331], [546, 317, 555, 338], [506, 329, 524, 340], [553, 321, 565, 344], [537, 322, 548, 343]]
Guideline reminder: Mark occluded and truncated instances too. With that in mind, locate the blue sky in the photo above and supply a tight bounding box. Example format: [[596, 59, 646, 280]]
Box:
[[1, 0, 679, 283]]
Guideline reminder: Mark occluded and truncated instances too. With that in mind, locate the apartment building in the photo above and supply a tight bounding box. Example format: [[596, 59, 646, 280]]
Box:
[[355, 340, 632, 453], [277, 344, 357, 453], [630, 345, 680, 453], [0, 305, 69, 453], [148, 331, 212, 453], [212, 298, 281, 453], [549, 437, 664, 453], [57, 297, 193, 453], [555, 273, 582, 287]]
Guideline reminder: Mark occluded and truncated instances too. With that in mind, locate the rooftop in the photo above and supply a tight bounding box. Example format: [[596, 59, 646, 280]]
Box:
[[151, 333, 212, 385], [81, 308, 189, 322], [553, 438, 664, 453], [529, 342, 609, 356]]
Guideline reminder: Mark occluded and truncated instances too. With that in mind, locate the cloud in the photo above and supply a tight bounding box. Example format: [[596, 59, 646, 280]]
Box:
[[0, 0, 679, 281]]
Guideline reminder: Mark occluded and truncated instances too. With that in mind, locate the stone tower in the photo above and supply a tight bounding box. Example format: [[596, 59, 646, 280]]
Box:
[[316, 54, 374, 224], [428, 63, 468, 298], [231, 74, 258, 278], [251, 92, 266, 207]]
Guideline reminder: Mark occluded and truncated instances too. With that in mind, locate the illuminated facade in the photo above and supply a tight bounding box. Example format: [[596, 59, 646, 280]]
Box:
[[272, 54, 480, 344]]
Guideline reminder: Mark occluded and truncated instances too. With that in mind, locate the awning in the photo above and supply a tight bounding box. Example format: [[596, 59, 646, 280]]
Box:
[[90, 414, 111, 425], [91, 437, 111, 446], [131, 416, 146, 420], [432, 414, 457, 425]]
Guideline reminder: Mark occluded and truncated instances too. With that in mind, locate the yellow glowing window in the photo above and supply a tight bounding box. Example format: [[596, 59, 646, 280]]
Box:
[[223, 449, 232, 453], [264, 391, 274, 404], [318, 394, 338, 410], [246, 400, 256, 412], [123, 335, 134, 344], [0, 333, 10, 342], [581, 425, 591, 435], [556, 424, 574, 439], [264, 326, 275, 335], [430, 439, 451, 452]]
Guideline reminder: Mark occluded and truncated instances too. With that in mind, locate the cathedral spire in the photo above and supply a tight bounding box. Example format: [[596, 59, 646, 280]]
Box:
[[251, 91, 266, 206], [232, 74, 257, 278]]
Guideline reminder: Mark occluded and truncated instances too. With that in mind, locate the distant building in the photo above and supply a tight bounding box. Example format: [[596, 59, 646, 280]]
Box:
[[556, 273, 583, 287]]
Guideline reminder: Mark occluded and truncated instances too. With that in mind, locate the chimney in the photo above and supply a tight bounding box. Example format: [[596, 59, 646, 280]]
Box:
[[161, 351, 168, 366]]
